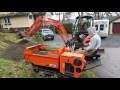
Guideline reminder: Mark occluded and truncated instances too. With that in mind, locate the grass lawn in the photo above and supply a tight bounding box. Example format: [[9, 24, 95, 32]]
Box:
[[0, 33, 21, 51], [0, 58, 41, 78], [80, 70, 97, 78], [0, 33, 20, 42], [0, 58, 96, 78]]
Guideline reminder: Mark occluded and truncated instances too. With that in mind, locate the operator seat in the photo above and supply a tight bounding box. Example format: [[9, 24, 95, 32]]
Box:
[[85, 49, 101, 61]]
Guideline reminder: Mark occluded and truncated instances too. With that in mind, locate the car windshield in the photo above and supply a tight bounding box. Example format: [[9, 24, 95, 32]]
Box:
[[43, 30, 52, 33]]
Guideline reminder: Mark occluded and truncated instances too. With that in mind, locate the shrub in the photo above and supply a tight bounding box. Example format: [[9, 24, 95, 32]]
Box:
[[54, 23, 73, 34], [2, 29, 11, 33], [64, 23, 72, 34], [34, 32, 44, 44]]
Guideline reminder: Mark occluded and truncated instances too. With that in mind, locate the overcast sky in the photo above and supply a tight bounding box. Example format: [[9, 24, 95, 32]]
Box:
[[51, 12, 79, 20], [51, 12, 119, 20]]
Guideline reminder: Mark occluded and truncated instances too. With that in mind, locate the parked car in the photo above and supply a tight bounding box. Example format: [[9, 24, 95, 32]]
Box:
[[39, 28, 54, 40]]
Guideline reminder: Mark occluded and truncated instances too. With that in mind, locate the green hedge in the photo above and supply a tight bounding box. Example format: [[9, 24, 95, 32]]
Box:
[[34, 32, 44, 44], [64, 23, 73, 34], [55, 23, 73, 34], [2, 29, 11, 33]]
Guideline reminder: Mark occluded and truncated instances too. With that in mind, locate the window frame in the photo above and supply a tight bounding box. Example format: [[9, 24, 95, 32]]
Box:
[[95, 24, 98, 31], [29, 15, 33, 19], [3, 17, 11, 25], [100, 24, 104, 31]]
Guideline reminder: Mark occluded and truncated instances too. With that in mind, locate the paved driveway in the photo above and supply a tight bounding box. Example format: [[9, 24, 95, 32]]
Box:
[[44, 34, 69, 48], [93, 48, 120, 78], [44, 34, 120, 78]]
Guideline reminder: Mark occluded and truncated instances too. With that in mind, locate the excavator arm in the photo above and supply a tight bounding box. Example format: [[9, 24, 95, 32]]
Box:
[[16, 16, 69, 45]]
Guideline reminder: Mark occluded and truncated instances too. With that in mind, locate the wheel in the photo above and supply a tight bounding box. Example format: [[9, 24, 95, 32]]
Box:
[[51, 38, 54, 40]]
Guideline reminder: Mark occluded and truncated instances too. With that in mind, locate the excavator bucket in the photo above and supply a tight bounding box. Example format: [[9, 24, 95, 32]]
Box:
[[16, 32, 25, 39]]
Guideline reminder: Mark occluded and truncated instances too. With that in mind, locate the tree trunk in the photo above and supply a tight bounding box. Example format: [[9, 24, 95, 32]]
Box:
[[97, 12, 100, 19], [94, 12, 97, 19], [78, 12, 80, 16], [59, 12, 60, 21], [81, 12, 83, 16], [115, 12, 120, 16], [62, 13, 65, 23], [101, 12, 104, 19]]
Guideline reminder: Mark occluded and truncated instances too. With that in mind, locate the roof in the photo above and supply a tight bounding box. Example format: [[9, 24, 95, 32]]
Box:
[[0, 12, 46, 18], [103, 16, 120, 23]]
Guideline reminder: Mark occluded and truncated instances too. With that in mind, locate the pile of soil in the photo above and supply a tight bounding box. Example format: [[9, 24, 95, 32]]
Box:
[[0, 40, 36, 61], [34, 51, 51, 55]]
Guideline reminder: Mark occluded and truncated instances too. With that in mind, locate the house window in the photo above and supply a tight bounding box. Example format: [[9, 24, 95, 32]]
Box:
[[29, 15, 33, 19], [100, 24, 104, 31], [95, 25, 98, 31], [3, 17, 11, 25]]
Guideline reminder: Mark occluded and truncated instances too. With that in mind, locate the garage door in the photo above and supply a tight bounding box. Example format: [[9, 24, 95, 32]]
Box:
[[113, 23, 120, 34]]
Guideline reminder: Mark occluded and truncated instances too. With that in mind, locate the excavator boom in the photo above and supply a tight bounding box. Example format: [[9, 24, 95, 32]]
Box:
[[16, 16, 69, 45]]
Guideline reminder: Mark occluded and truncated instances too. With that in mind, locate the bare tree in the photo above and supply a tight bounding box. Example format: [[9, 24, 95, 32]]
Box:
[[54, 12, 61, 21], [59, 12, 60, 21], [61, 12, 73, 23], [81, 12, 83, 16], [93, 12, 100, 19], [104, 12, 112, 17], [62, 13, 65, 23], [91, 12, 106, 19], [114, 12, 120, 16], [78, 12, 80, 16], [100, 12, 104, 19], [77, 12, 83, 17]]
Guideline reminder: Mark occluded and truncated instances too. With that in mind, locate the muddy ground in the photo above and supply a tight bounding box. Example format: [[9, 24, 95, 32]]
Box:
[[0, 40, 36, 61]]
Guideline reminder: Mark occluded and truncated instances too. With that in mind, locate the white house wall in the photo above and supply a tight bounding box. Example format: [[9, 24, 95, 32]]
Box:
[[113, 18, 120, 22], [28, 13, 34, 27], [10, 16, 29, 28], [28, 18, 34, 27], [0, 12, 50, 29], [1, 16, 29, 29]]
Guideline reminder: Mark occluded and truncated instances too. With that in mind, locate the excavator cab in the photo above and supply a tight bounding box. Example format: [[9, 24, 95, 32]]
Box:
[[72, 16, 103, 70], [72, 16, 94, 50]]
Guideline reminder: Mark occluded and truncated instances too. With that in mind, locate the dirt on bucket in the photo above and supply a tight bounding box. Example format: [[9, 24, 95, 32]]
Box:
[[0, 40, 36, 61]]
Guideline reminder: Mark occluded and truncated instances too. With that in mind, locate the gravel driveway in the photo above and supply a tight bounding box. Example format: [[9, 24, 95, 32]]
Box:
[[44, 34, 120, 78]]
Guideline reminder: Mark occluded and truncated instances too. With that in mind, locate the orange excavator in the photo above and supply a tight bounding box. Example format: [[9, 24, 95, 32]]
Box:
[[16, 16, 98, 78]]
